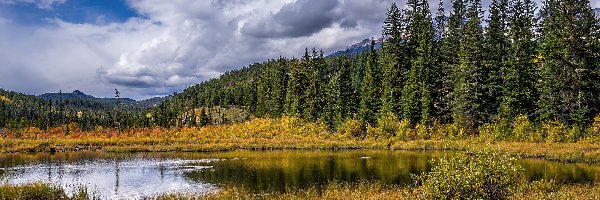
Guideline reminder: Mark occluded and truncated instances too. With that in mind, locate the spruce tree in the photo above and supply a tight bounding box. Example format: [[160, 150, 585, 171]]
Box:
[[285, 57, 306, 116], [439, 0, 467, 124], [335, 54, 353, 125], [255, 62, 270, 117], [417, 0, 435, 125], [304, 48, 326, 121], [270, 58, 288, 117], [452, 0, 484, 133], [501, 0, 537, 119], [482, 0, 509, 121], [432, 0, 450, 123], [381, 3, 404, 116], [359, 40, 382, 127], [401, 0, 435, 125], [538, 0, 600, 124]]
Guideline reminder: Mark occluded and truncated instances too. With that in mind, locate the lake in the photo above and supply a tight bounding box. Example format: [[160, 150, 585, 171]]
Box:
[[1, 150, 599, 199]]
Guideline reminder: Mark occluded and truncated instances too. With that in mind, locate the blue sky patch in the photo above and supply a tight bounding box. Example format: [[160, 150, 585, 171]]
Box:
[[1, 0, 139, 25]]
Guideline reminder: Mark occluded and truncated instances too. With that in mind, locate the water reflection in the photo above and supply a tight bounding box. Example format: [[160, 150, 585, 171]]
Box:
[[520, 159, 599, 184], [0, 150, 599, 198], [0, 153, 216, 199], [183, 150, 438, 191]]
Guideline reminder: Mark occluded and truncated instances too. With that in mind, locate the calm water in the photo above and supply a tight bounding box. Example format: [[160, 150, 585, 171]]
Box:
[[0, 150, 599, 199]]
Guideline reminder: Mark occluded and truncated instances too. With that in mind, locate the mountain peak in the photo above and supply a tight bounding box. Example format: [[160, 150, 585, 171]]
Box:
[[327, 38, 382, 58]]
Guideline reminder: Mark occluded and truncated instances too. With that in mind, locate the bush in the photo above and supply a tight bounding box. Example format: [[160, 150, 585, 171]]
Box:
[[541, 121, 568, 143], [590, 115, 600, 136], [366, 125, 391, 140], [567, 125, 583, 143], [336, 119, 362, 139], [376, 112, 402, 137], [479, 120, 510, 141], [417, 148, 524, 200], [513, 115, 534, 142], [415, 123, 430, 140]]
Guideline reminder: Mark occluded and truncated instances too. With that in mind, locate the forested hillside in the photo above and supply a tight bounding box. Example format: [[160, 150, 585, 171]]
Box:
[[155, 0, 600, 137], [0, 88, 167, 132]]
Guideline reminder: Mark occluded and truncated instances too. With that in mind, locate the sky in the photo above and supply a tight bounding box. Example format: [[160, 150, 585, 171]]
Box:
[[0, 0, 599, 100]]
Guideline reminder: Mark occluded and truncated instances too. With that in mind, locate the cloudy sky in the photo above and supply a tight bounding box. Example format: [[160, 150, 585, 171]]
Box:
[[0, 0, 598, 100]]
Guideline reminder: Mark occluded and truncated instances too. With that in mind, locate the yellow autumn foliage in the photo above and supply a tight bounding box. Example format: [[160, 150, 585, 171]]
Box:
[[0, 95, 12, 104]]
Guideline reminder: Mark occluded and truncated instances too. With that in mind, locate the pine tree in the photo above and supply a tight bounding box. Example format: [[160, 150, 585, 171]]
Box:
[[482, 0, 509, 121], [304, 48, 326, 121], [538, 0, 600, 124], [501, 0, 537, 119], [255, 62, 270, 117], [399, 0, 435, 125], [452, 0, 484, 133], [285, 56, 307, 116], [359, 40, 382, 127], [575, 0, 600, 123], [381, 3, 404, 116], [432, 0, 450, 123], [439, 0, 467, 124], [256, 58, 289, 117], [417, 0, 435, 125], [323, 69, 337, 128], [272, 58, 289, 117], [334, 54, 353, 125]]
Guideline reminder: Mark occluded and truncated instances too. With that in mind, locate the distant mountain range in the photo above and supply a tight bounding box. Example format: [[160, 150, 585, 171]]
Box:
[[327, 38, 382, 58], [39, 90, 135, 102], [595, 8, 600, 18], [38, 90, 169, 112]]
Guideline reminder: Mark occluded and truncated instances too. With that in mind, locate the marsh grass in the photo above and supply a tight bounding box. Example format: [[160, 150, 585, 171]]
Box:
[[3, 116, 600, 163], [0, 183, 99, 200], [4, 180, 599, 200], [149, 176, 600, 200]]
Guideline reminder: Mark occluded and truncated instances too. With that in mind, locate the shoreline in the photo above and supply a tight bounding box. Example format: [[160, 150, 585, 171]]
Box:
[[2, 138, 600, 164]]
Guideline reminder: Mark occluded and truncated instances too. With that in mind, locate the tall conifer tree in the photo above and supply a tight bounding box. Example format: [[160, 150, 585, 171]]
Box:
[[452, 0, 484, 132], [359, 40, 382, 126], [381, 3, 404, 116], [501, 0, 538, 119], [482, 0, 509, 121]]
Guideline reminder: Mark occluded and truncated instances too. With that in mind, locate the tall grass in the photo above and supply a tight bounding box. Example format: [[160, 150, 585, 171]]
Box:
[[3, 115, 600, 163], [0, 183, 98, 200]]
